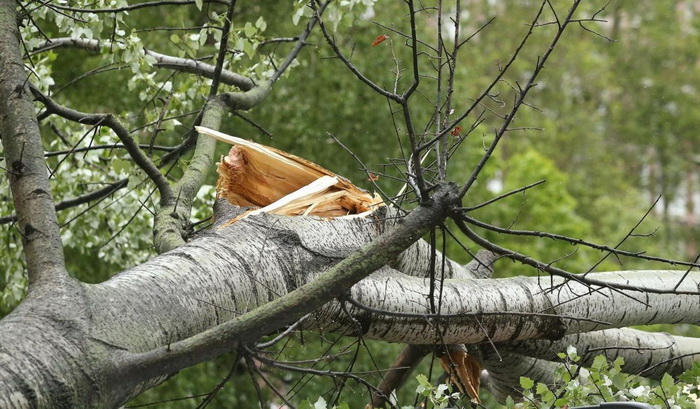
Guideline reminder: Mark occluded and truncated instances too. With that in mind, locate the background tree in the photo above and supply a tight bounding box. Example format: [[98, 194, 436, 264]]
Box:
[[0, 0, 699, 408]]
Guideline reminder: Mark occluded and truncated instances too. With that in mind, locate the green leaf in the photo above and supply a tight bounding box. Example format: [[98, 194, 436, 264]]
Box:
[[255, 16, 267, 31], [244, 22, 256, 37], [242, 40, 255, 58], [169, 34, 179, 44], [536, 382, 549, 395], [660, 373, 675, 391], [194, 0, 203, 10], [554, 398, 569, 407], [591, 355, 607, 370], [520, 376, 535, 390]]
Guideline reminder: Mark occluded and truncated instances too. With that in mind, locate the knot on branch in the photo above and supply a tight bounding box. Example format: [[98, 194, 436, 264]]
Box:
[[217, 80, 272, 112]]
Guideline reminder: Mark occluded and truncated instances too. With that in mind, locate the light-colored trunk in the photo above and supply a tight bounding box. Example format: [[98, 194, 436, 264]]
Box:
[[0, 212, 698, 408]]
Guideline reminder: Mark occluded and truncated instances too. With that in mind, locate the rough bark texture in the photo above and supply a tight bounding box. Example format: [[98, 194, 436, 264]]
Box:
[[0, 0, 66, 283], [1, 209, 699, 408], [503, 327, 700, 378]]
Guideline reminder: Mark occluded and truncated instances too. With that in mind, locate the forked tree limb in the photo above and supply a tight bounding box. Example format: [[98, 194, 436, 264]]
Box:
[[153, 82, 272, 253]]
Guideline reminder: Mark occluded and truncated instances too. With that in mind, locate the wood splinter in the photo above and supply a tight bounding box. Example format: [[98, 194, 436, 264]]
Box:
[[196, 126, 384, 222]]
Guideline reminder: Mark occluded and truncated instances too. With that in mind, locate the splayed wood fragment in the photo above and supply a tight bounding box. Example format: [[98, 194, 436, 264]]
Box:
[[439, 344, 483, 403], [196, 126, 383, 221]]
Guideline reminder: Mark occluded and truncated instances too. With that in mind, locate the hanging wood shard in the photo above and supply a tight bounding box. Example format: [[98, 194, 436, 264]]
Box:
[[196, 126, 384, 219]]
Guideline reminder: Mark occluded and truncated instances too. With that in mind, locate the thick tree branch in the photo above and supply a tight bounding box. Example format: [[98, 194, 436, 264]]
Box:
[[0, 0, 67, 284], [117, 184, 461, 391], [503, 327, 700, 379], [480, 352, 559, 403], [1, 202, 699, 406]]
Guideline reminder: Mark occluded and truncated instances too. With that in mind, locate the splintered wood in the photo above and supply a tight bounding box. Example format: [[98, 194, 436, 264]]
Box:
[[439, 347, 482, 403], [196, 126, 383, 221]]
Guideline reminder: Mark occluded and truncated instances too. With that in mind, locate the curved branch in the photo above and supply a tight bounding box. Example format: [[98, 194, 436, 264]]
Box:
[[314, 3, 401, 103], [30, 38, 254, 91], [30, 86, 175, 205], [0, 178, 128, 225], [0, 3, 67, 284], [34, 0, 229, 14], [502, 327, 700, 380], [480, 352, 558, 403]]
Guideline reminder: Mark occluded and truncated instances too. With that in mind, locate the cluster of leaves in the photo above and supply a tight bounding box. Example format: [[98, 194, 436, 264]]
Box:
[[297, 348, 700, 409], [515, 347, 700, 409], [299, 374, 461, 409]]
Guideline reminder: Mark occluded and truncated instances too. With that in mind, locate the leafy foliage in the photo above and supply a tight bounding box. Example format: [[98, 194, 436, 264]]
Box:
[[515, 348, 700, 409]]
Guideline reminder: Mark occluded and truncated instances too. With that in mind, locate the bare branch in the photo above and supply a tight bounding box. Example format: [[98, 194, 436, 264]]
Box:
[[314, 3, 402, 103], [37, 0, 229, 14], [458, 214, 700, 270], [452, 216, 700, 295], [208, 0, 237, 97], [29, 38, 255, 91], [458, 0, 582, 198], [0, 178, 128, 225], [30, 86, 175, 205], [270, 0, 331, 82]]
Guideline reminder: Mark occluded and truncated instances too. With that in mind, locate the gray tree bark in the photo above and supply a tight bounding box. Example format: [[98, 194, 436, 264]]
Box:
[[0, 211, 698, 408]]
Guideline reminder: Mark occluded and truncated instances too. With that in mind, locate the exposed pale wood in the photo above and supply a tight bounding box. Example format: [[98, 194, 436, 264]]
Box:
[[196, 126, 383, 219]]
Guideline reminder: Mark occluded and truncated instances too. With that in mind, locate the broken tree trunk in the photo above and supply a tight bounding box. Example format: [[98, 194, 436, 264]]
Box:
[[0, 132, 699, 408]]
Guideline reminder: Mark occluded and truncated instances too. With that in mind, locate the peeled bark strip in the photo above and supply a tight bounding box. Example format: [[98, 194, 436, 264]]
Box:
[[439, 345, 483, 403]]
